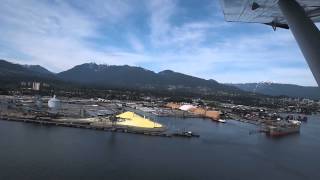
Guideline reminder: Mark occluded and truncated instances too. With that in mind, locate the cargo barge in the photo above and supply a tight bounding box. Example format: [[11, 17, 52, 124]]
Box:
[[267, 120, 301, 137]]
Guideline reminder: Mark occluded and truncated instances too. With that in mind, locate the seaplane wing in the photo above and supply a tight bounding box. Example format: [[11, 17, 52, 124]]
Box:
[[220, 0, 320, 29]]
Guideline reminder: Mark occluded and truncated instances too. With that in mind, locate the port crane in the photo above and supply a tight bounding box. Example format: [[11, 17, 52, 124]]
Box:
[[220, 0, 320, 86]]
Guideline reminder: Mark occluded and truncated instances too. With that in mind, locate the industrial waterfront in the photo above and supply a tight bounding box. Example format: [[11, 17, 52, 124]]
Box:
[[0, 94, 318, 180], [0, 115, 319, 180], [1, 0, 320, 179], [1, 93, 316, 137], [0, 92, 318, 180]]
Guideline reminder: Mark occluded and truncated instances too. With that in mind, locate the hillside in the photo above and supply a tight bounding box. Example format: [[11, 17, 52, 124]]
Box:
[[23, 65, 54, 75], [231, 83, 320, 99], [0, 60, 59, 88], [57, 63, 241, 94], [2, 59, 319, 99]]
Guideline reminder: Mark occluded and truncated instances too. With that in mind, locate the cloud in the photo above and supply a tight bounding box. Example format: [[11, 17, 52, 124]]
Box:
[[0, 0, 317, 86], [0, 0, 142, 71], [141, 0, 316, 85], [69, 0, 132, 22], [147, 0, 228, 50], [127, 34, 145, 52], [138, 28, 315, 85]]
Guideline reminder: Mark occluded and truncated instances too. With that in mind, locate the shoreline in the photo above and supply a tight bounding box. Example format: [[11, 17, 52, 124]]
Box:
[[0, 115, 198, 138]]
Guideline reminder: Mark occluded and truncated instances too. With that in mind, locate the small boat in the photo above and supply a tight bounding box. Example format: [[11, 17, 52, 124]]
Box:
[[218, 119, 226, 123], [173, 131, 200, 138]]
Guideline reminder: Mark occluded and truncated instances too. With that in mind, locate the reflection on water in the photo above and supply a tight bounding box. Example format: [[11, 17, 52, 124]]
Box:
[[0, 115, 319, 180]]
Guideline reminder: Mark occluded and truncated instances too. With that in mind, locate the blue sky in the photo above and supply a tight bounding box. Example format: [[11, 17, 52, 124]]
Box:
[[0, 0, 317, 86]]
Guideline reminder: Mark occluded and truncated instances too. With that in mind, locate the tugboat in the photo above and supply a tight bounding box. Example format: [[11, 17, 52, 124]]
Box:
[[173, 131, 200, 138]]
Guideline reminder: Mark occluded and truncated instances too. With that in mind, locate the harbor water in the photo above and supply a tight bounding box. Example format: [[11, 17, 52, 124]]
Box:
[[0, 115, 319, 180]]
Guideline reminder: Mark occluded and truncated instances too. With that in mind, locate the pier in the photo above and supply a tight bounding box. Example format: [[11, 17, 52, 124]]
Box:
[[0, 116, 199, 138]]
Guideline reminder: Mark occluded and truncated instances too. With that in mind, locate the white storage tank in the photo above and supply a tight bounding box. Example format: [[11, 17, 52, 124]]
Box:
[[179, 104, 196, 111], [48, 95, 60, 110]]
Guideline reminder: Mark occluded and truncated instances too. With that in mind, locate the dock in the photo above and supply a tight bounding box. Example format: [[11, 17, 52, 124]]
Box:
[[0, 116, 199, 138]]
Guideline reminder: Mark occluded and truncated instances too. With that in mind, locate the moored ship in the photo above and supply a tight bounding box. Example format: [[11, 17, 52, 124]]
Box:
[[267, 120, 301, 137]]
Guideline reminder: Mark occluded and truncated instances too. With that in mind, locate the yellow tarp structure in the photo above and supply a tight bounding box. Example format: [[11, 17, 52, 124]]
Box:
[[116, 111, 162, 128]]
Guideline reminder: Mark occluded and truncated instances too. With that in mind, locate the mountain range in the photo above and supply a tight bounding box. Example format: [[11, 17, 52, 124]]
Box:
[[57, 63, 239, 93], [23, 64, 53, 75], [0, 60, 241, 95], [230, 83, 320, 100], [0, 59, 319, 99], [0, 60, 58, 88]]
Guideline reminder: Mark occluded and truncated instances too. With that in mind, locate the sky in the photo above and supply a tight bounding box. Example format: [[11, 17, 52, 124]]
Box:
[[0, 0, 318, 86]]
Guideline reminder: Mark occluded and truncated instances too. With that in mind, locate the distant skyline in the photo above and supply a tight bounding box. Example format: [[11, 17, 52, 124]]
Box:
[[0, 0, 318, 86]]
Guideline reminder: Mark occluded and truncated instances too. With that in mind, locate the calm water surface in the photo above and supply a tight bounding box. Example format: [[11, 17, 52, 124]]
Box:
[[0, 115, 320, 180]]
